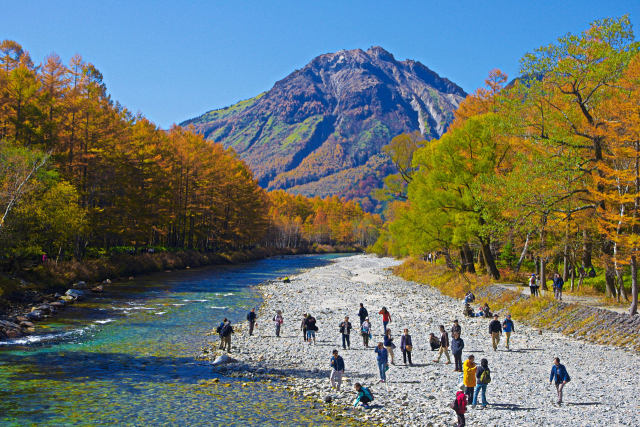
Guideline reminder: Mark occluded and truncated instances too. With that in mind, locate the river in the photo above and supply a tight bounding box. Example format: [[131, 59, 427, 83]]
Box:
[[0, 253, 352, 426]]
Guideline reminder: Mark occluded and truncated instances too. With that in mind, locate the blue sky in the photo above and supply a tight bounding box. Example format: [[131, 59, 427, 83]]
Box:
[[3, 1, 639, 128]]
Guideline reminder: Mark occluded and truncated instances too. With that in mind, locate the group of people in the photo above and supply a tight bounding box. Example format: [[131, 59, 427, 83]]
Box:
[[219, 297, 569, 424], [529, 272, 566, 301]]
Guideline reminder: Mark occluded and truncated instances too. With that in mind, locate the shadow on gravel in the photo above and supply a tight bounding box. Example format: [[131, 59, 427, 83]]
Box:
[[490, 403, 536, 411], [506, 348, 545, 353], [566, 402, 600, 406]]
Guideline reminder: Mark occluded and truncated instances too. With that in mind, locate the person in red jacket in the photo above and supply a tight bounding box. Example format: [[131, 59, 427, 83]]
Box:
[[451, 384, 467, 427], [378, 307, 391, 334]]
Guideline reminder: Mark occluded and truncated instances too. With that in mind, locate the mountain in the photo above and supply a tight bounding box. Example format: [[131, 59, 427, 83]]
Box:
[[181, 46, 466, 211]]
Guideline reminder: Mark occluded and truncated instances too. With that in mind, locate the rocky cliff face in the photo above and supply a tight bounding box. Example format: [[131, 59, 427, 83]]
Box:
[[182, 46, 466, 211]]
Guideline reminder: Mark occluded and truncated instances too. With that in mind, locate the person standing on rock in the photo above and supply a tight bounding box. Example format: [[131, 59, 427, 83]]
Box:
[[358, 303, 368, 326], [383, 328, 396, 364], [549, 357, 571, 405], [246, 308, 257, 336], [301, 313, 308, 342], [361, 317, 371, 347], [375, 342, 389, 383], [339, 316, 352, 350], [462, 354, 477, 405], [489, 314, 502, 351], [273, 310, 283, 337], [502, 314, 515, 350], [305, 314, 318, 345], [329, 349, 345, 391], [400, 328, 413, 366], [378, 307, 391, 334], [472, 358, 491, 409], [553, 273, 564, 301], [220, 319, 233, 352], [451, 319, 462, 337], [216, 318, 228, 349], [529, 273, 538, 297], [433, 325, 451, 364], [451, 332, 464, 372]]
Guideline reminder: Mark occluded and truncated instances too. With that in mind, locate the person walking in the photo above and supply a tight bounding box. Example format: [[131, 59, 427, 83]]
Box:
[[472, 358, 491, 409], [358, 303, 368, 326], [400, 328, 413, 366], [383, 328, 396, 365], [549, 357, 571, 404], [462, 354, 477, 405], [305, 314, 318, 344], [433, 325, 451, 364], [489, 314, 502, 351], [378, 307, 391, 334], [451, 384, 467, 427], [329, 349, 345, 391], [301, 313, 308, 342], [429, 333, 441, 351], [361, 317, 371, 347], [529, 273, 538, 296], [502, 314, 515, 350], [553, 273, 564, 301], [374, 342, 389, 383], [451, 332, 464, 372], [353, 383, 374, 408], [451, 319, 462, 337], [273, 310, 283, 337], [246, 308, 257, 336], [216, 318, 228, 349], [220, 319, 233, 352], [339, 316, 352, 350]]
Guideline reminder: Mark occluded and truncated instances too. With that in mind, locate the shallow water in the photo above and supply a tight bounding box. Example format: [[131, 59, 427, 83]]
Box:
[[0, 254, 352, 426]]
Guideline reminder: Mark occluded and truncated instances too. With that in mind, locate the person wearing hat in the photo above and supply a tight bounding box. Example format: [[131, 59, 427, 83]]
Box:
[[273, 310, 283, 337], [488, 314, 502, 351], [502, 314, 515, 350]]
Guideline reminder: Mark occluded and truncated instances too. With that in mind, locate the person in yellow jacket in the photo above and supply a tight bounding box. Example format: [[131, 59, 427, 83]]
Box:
[[462, 354, 477, 406]]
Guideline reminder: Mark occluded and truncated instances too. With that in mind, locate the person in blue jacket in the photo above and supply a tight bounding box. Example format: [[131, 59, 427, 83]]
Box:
[[549, 357, 571, 404], [553, 273, 565, 301], [502, 314, 515, 350], [374, 342, 389, 383], [329, 349, 345, 391]]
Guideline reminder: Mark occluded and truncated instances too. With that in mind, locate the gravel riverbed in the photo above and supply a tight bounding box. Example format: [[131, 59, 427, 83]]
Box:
[[214, 255, 640, 426]]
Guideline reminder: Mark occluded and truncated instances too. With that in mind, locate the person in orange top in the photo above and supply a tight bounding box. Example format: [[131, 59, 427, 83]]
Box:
[[378, 307, 391, 334], [462, 354, 477, 406]]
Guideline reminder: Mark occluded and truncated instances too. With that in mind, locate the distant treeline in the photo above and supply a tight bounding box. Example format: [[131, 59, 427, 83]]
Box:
[[0, 40, 379, 271], [373, 16, 640, 315]]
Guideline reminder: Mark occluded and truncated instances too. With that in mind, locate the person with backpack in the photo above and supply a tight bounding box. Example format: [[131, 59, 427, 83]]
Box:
[[361, 317, 371, 347], [450, 384, 467, 427], [451, 319, 462, 337], [358, 303, 368, 326], [429, 333, 441, 351], [301, 313, 308, 342], [353, 383, 374, 408], [553, 273, 564, 301], [216, 318, 228, 349], [220, 320, 233, 352], [451, 332, 464, 372], [433, 325, 451, 364], [273, 310, 283, 337], [462, 354, 477, 405], [329, 349, 345, 391], [305, 314, 318, 344], [472, 358, 491, 409], [339, 316, 352, 350], [374, 342, 389, 383], [246, 309, 257, 336], [502, 314, 515, 350], [489, 314, 502, 351], [549, 357, 571, 404], [400, 328, 413, 366], [383, 328, 396, 364], [529, 273, 538, 297], [378, 307, 391, 334]]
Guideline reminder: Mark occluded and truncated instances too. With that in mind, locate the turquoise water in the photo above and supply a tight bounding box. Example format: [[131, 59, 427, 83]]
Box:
[[0, 254, 351, 426]]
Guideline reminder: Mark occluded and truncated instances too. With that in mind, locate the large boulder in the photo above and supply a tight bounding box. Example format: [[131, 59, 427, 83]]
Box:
[[36, 304, 54, 315], [26, 310, 45, 321], [211, 354, 238, 366], [0, 320, 23, 338]]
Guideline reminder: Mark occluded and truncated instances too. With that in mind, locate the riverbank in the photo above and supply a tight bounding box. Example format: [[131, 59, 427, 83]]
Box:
[[0, 245, 360, 337], [207, 255, 640, 426]]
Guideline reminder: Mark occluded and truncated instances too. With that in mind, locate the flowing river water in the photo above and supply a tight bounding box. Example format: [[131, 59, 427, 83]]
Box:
[[0, 254, 351, 426]]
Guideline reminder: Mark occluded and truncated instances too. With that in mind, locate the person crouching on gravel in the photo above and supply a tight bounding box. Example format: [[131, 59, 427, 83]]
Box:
[[330, 349, 345, 391], [353, 383, 373, 408], [374, 342, 389, 383], [549, 357, 571, 405], [429, 333, 441, 351]]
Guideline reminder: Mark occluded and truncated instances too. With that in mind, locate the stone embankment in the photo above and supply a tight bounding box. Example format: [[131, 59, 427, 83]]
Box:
[[201, 255, 640, 426]]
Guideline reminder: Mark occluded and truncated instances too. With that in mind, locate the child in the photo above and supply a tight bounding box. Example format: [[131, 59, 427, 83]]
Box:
[[450, 383, 467, 427], [353, 383, 374, 408]]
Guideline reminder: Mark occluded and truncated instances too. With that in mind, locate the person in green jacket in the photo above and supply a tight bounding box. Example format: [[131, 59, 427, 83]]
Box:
[[353, 383, 373, 407]]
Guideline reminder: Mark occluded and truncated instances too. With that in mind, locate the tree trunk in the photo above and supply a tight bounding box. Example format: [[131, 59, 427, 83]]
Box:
[[617, 269, 628, 301], [462, 243, 476, 274], [515, 232, 530, 273], [480, 239, 500, 280], [478, 247, 486, 273], [540, 258, 547, 291], [570, 265, 575, 292], [630, 255, 638, 316], [605, 265, 617, 299], [443, 249, 456, 271], [582, 230, 593, 268]]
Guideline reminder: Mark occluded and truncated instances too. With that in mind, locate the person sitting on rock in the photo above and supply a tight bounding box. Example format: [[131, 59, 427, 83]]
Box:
[[463, 303, 474, 317], [464, 291, 475, 304], [482, 303, 492, 318], [429, 333, 441, 351], [353, 383, 374, 408]]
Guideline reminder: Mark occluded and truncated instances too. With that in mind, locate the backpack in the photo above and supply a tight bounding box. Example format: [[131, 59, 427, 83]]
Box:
[[480, 368, 491, 384]]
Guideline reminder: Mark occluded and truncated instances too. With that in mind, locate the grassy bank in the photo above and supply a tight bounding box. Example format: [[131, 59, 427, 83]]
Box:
[[393, 257, 640, 352]]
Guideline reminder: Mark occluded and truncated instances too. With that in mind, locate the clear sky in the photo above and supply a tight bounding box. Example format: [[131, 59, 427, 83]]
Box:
[[3, 1, 639, 128]]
